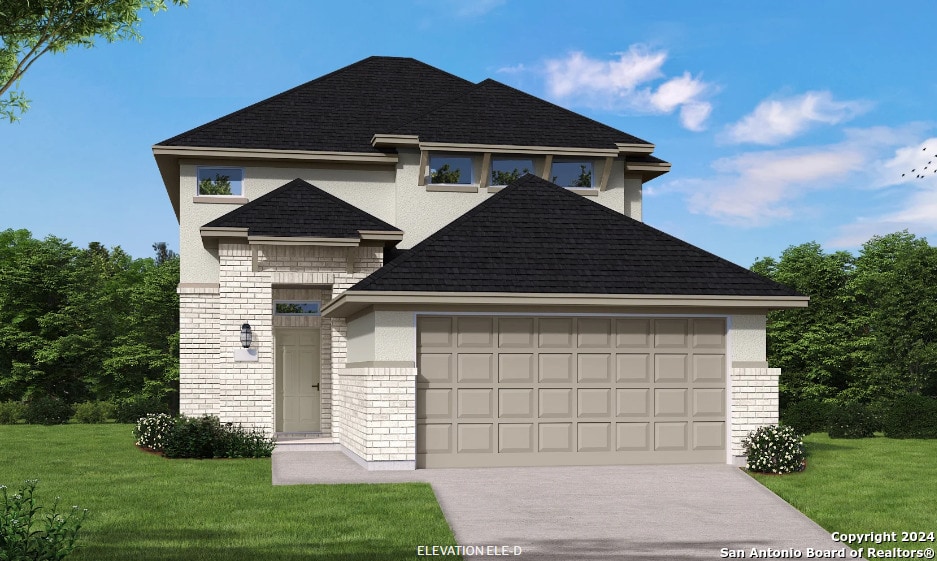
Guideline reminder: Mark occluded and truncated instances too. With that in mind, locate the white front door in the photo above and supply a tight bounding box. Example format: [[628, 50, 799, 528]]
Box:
[[276, 329, 321, 433]]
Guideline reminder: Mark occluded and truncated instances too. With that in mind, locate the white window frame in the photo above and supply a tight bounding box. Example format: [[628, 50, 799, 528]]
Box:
[[196, 166, 245, 196], [273, 301, 321, 316]]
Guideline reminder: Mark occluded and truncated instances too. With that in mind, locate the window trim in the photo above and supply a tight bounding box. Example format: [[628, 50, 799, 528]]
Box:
[[426, 153, 475, 186], [196, 166, 245, 197]]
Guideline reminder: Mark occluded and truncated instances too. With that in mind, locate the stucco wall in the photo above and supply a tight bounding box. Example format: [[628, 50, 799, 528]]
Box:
[[729, 314, 767, 362]]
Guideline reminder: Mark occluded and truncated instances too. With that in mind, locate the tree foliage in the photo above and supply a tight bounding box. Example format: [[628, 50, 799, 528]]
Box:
[[197, 174, 232, 195], [754, 231, 937, 407], [430, 164, 461, 184], [0, 229, 179, 408], [0, 0, 186, 122]]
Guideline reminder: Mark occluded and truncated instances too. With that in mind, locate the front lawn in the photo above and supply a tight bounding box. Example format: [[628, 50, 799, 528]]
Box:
[[750, 433, 937, 551], [0, 424, 459, 560]]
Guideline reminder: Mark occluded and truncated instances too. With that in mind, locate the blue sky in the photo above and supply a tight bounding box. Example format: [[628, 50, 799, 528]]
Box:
[[1, 0, 935, 266]]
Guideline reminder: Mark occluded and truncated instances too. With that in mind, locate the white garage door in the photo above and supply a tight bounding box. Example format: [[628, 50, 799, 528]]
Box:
[[416, 316, 727, 468]]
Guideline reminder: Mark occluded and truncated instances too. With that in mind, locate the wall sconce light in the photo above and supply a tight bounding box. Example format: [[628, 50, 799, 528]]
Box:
[[240, 323, 253, 348]]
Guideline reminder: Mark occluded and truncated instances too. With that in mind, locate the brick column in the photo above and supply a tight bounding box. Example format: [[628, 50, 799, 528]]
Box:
[[730, 367, 780, 456]]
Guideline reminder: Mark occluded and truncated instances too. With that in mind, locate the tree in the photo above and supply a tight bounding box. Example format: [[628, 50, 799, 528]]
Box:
[[430, 164, 461, 184], [491, 167, 529, 186], [571, 164, 592, 188], [0, 0, 187, 122]]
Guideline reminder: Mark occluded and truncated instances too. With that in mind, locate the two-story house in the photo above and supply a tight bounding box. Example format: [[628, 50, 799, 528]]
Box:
[[153, 56, 806, 470]]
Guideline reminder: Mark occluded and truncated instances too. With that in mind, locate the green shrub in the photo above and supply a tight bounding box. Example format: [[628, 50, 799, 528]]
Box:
[[160, 415, 275, 459], [743, 424, 806, 474], [827, 402, 877, 439], [113, 396, 169, 424], [1, 479, 87, 561], [881, 394, 937, 439], [133, 413, 176, 451], [72, 401, 114, 424], [0, 401, 26, 425], [24, 396, 73, 425], [780, 399, 830, 435]]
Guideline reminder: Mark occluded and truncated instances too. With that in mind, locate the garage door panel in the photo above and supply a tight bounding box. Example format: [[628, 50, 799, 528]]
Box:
[[418, 388, 452, 419], [655, 354, 688, 383], [539, 318, 574, 348], [617, 354, 651, 382], [578, 388, 611, 417], [417, 316, 726, 467], [693, 388, 725, 417], [654, 319, 688, 348], [498, 318, 534, 348], [539, 423, 573, 452], [499, 423, 535, 453], [578, 318, 612, 348], [578, 422, 612, 451], [419, 317, 452, 347], [539, 388, 573, 418], [456, 316, 493, 347], [655, 388, 688, 416], [498, 353, 534, 382], [655, 422, 688, 451], [693, 354, 725, 382], [457, 389, 493, 419], [457, 353, 493, 383], [499, 388, 535, 419], [617, 388, 650, 417], [616, 319, 651, 348], [418, 423, 452, 453], [578, 353, 612, 382], [692, 318, 726, 348], [617, 422, 650, 451], [418, 353, 452, 383], [693, 422, 725, 450], [540, 353, 574, 382], [458, 424, 494, 453]]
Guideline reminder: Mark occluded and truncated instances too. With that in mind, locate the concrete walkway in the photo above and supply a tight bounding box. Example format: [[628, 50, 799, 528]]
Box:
[[273, 450, 854, 560]]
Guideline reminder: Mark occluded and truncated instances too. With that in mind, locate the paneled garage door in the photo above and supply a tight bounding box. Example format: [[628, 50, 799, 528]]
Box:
[[416, 316, 727, 468]]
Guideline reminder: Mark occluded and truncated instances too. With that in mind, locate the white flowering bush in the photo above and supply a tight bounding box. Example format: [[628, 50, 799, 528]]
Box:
[[133, 413, 175, 451], [1, 479, 87, 561], [743, 424, 806, 474]]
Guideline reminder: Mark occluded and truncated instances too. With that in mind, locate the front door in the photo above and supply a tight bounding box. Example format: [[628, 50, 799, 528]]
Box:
[[276, 329, 321, 433]]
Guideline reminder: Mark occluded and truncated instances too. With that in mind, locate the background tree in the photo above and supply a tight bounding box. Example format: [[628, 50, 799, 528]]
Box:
[[197, 174, 232, 195], [0, 0, 187, 122]]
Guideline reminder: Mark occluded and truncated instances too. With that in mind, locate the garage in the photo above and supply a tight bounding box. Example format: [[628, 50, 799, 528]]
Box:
[[416, 315, 727, 468]]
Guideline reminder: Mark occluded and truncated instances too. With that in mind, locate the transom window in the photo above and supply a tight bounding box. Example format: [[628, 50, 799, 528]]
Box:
[[428, 155, 473, 185], [197, 167, 244, 196], [273, 301, 320, 316], [490, 158, 534, 186], [550, 161, 594, 188]]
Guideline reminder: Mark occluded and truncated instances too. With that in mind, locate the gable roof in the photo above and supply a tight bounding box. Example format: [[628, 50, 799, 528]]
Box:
[[156, 56, 654, 153], [348, 175, 801, 297], [202, 178, 400, 240]]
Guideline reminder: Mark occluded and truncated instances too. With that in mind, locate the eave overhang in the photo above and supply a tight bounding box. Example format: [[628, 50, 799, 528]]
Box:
[[153, 145, 399, 220], [321, 291, 810, 318], [199, 227, 402, 247]]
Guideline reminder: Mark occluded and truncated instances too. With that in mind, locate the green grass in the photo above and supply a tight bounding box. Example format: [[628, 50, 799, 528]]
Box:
[[0, 424, 460, 560], [750, 434, 937, 551]]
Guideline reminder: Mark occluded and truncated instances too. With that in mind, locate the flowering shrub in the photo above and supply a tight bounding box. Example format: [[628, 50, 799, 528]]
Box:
[[743, 424, 806, 474], [0, 480, 87, 561], [133, 413, 175, 451]]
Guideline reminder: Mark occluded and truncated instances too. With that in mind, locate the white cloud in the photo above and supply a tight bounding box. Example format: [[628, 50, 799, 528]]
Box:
[[496, 63, 526, 74], [662, 127, 929, 226], [544, 48, 713, 131], [725, 91, 871, 145]]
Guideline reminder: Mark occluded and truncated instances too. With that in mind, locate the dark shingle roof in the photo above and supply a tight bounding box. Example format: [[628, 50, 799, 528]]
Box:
[[351, 175, 800, 297], [157, 57, 656, 153], [394, 79, 649, 148], [158, 57, 473, 152], [203, 178, 400, 238]]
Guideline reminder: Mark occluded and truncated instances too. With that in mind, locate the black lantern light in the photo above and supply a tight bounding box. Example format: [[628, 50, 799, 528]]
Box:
[[239, 323, 253, 348]]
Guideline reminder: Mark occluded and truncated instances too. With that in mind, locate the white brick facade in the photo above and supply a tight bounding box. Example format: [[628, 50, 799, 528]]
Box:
[[730, 367, 781, 456]]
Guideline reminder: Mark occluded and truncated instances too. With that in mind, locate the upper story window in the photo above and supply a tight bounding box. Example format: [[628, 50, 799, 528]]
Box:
[[550, 160, 594, 189], [428, 154, 473, 185], [490, 158, 534, 186], [273, 301, 320, 316], [197, 166, 244, 196]]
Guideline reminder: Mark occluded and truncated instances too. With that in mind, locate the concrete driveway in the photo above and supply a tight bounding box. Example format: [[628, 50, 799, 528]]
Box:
[[273, 451, 852, 560]]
